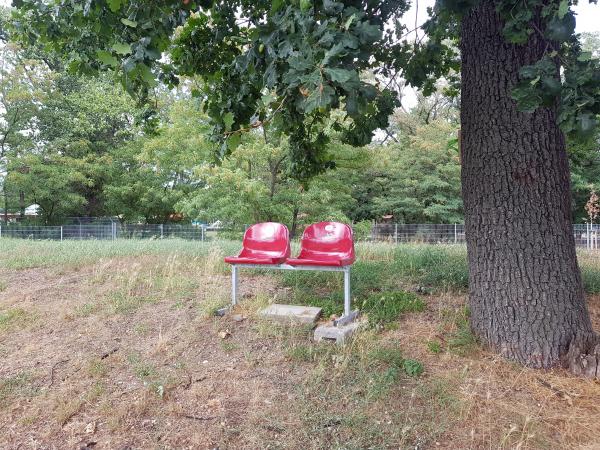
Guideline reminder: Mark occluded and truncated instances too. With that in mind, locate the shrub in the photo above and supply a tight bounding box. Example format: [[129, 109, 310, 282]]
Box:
[[352, 220, 373, 241], [427, 340, 443, 354], [403, 359, 424, 377]]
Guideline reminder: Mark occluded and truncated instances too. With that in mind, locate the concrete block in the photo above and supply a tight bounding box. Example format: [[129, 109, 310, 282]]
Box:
[[214, 307, 229, 317], [314, 321, 363, 345], [260, 304, 322, 325]]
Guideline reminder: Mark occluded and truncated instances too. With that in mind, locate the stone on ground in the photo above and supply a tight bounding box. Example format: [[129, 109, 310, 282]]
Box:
[[313, 321, 363, 344], [260, 304, 322, 325]]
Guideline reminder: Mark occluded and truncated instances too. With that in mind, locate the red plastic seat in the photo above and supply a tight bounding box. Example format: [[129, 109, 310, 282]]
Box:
[[286, 222, 355, 267], [224, 222, 290, 265]]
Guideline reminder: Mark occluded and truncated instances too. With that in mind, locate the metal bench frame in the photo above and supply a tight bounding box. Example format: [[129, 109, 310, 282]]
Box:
[[230, 263, 358, 325]]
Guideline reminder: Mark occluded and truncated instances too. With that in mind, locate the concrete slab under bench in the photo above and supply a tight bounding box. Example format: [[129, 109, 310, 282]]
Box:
[[260, 304, 322, 325]]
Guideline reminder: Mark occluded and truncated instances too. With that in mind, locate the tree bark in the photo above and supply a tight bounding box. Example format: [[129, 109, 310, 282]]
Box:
[[460, 0, 598, 370]]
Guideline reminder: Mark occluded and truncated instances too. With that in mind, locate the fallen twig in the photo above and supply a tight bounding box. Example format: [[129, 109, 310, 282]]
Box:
[[100, 347, 119, 359], [181, 414, 216, 421]]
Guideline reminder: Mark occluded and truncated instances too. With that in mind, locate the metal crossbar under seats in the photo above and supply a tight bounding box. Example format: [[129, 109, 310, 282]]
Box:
[[224, 221, 358, 325], [230, 263, 354, 319]]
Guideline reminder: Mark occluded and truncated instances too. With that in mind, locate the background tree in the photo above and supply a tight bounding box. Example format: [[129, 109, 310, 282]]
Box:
[[372, 120, 462, 223], [569, 32, 600, 222], [104, 96, 212, 223], [0, 41, 49, 222], [179, 133, 357, 232], [33, 74, 140, 217]]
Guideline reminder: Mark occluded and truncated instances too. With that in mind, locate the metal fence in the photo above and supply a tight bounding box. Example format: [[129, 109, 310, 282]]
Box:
[[371, 223, 600, 249], [1, 222, 600, 249], [0, 223, 234, 241], [371, 223, 466, 244]]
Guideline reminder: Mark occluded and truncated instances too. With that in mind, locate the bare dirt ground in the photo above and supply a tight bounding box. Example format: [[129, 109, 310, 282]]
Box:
[[1, 248, 600, 449]]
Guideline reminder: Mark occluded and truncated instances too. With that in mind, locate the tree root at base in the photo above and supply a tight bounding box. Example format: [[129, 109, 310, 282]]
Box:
[[566, 332, 600, 378]]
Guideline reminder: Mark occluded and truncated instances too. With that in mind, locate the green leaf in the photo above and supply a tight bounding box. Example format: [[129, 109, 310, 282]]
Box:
[[96, 50, 118, 67], [546, 13, 575, 42], [541, 76, 561, 95], [261, 92, 276, 106], [112, 42, 132, 55], [345, 94, 358, 116], [324, 67, 353, 83], [226, 132, 241, 151], [271, 0, 284, 13], [120, 18, 138, 28], [344, 13, 355, 30], [106, 0, 122, 13], [300, 0, 311, 12], [137, 64, 156, 85], [558, 0, 569, 19], [223, 112, 234, 131], [511, 83, 541, 113], [577, 52, 592, 62], [576, 114, 599, 138]]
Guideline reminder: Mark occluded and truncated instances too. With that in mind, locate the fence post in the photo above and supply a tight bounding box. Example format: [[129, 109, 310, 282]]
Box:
[[160, 223, 164, 239], [0, 224, 2, 238], [60, 226, 63, 242], [588, 223, 591, 250], [394, 223, 398, 244], [454, 223, 457, 244], [201, 225, 205, 242]]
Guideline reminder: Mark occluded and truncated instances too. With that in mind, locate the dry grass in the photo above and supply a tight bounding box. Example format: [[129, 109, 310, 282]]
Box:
[[0, 240, 600, 449]]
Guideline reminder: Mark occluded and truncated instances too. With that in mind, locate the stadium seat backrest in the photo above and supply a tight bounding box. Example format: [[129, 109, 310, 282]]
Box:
[[239, 222, 290, 258], [299, 222, 354, 260]]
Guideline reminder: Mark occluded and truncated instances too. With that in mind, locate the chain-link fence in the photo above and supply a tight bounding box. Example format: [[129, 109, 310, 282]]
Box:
[[370, 223, 466, 244], [371, 223, 600, 248], [1, 222, 600, 249], [0, 223, 242, 241]]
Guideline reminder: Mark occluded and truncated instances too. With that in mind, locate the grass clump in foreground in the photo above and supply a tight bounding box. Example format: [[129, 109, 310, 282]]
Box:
[[276, 331, 448, 448], [0, 308, 30, 333], [0, 372, 37, 405]]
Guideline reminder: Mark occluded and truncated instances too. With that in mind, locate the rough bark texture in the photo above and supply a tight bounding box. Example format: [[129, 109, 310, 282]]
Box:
[[460, 1, 597, 369]]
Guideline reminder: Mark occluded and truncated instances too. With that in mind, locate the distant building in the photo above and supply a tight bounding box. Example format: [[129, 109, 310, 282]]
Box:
[[0, 204, 40, 222]]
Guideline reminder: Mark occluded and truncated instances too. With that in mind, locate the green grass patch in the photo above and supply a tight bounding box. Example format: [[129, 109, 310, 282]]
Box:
[[361, 291, 426, 328], [427, 340, 443, 354], [0, 238, 240, 269], [0, 308, 30, 333], [0, 372, 37, 404], [391, 245, 469, 291], [581, 263, 600, 294], [107, 290, 159, 314], [445, 307, 478, 356]]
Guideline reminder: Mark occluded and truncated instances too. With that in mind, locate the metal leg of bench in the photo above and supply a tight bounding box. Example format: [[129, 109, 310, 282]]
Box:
[[344, 267, 351, 316], [231, 265, 238, 306], [333, 267, 359, 327]]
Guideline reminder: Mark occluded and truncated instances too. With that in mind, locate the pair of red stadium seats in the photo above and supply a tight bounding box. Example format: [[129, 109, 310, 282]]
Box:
[[224, 221, 355, 267]]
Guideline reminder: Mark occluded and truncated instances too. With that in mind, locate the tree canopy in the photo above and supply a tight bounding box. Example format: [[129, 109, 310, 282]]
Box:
[[9, 0, 599, 182]]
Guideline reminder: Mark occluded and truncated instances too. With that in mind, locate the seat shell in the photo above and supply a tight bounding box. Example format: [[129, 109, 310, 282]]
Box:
[[286, 222, 355, 267], [224, 222, 290, 265]]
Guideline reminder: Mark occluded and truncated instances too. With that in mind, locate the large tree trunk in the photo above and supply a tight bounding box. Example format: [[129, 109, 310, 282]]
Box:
[[460, 0, 598, 371]]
